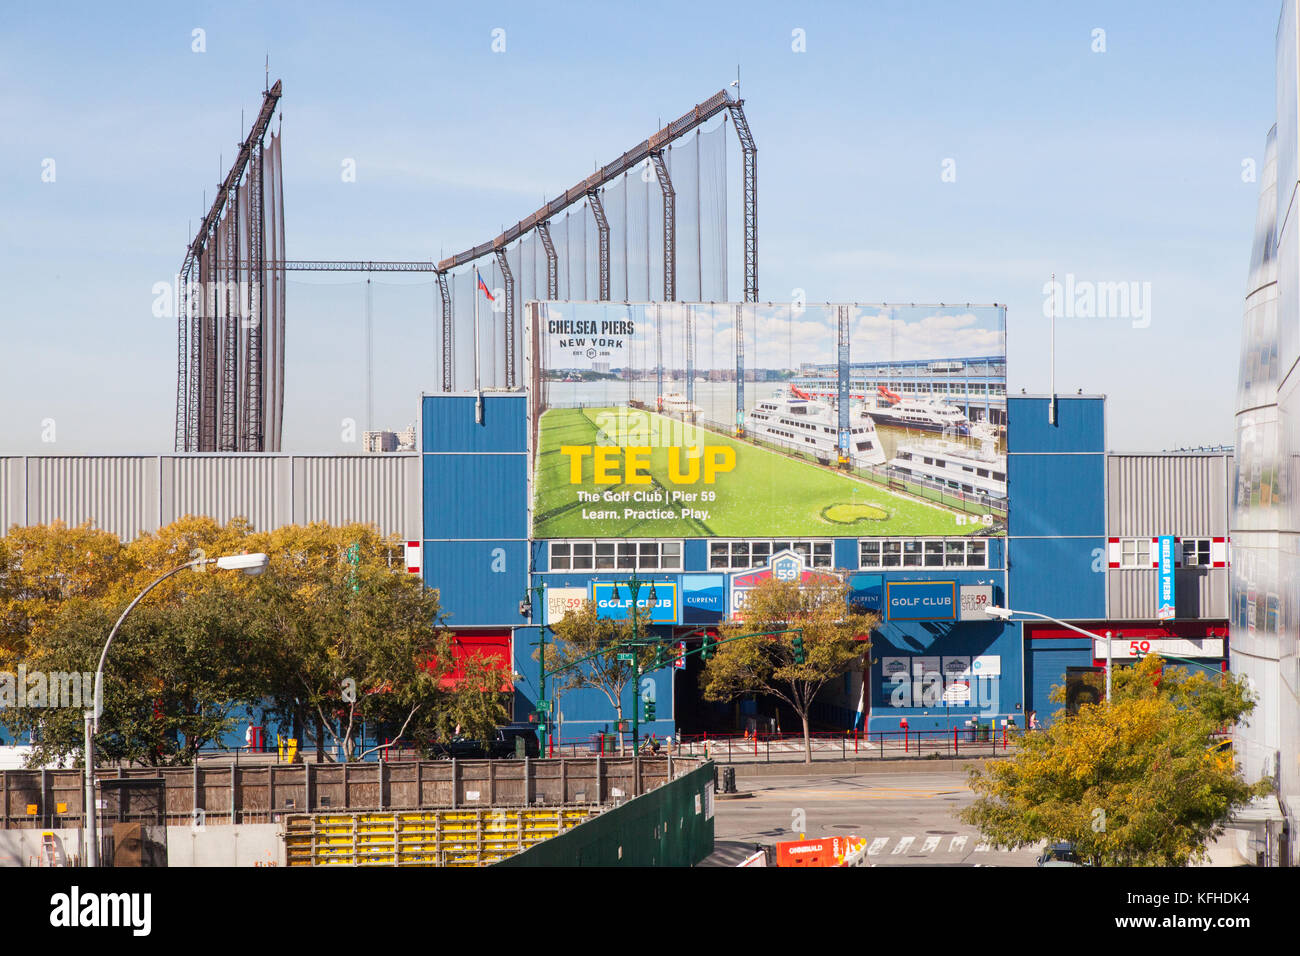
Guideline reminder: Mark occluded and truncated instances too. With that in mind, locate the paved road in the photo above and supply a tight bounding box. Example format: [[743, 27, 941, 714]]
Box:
[[705, 771, 1039, 867]]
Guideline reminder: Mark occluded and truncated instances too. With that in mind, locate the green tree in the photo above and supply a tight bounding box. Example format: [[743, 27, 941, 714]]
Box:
[[0, 519, 473, 765], [701, 575, 875, 764], [960, 654, 1272, 866], [248, 553, 449, 762], [417, 647, 514, 753], [4, 584, 271, 767], [546, 601, 659, 755]]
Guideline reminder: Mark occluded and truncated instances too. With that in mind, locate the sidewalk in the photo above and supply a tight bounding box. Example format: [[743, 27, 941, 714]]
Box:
[[676, 735, 1013, 766]]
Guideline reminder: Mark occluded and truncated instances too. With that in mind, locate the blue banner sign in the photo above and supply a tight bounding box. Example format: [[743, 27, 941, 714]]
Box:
[[849, 574, 884, 615], [885, 581, 957, 621], [591, 580, 679, 624], [1157, 535, 1176, 621], [682, 575, 725, 623]]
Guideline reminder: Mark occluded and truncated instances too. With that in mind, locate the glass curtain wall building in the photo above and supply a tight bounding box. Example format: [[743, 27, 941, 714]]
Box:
[[1231, 0, 1300, 858]]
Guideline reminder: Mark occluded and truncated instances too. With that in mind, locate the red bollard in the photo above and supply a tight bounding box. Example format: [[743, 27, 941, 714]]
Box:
[[901, 718, 909, 753], [953, 727, 959, 757]]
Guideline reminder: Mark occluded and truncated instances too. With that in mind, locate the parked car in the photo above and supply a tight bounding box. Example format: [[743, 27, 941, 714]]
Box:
[[1036, 841, 1085, 866], [430, 725, 540, 760]]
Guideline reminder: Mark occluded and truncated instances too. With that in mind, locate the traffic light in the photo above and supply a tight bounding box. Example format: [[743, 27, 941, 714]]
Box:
[[653, 645, 667, 669], [701, 634, 715, 660], [645, 698, 656, 720], [792, 634, 806, 665]]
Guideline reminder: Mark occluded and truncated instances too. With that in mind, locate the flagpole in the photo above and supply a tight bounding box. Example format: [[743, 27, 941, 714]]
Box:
[[474, 269, 483, 423]]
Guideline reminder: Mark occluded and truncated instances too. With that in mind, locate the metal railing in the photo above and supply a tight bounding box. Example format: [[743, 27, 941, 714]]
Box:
[[672, 729, 1015, 763]]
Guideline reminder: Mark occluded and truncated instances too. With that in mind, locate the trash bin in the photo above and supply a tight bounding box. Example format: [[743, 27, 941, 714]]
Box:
[[966, 720, 977, 743], [722, 767, 737, 793]]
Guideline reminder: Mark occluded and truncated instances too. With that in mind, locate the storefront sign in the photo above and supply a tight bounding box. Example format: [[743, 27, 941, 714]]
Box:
[[1092, 637, 1224, 660], [590, 580, 679, 624], [959, 585, 994, 620], [545, 587, 588, 623], [885, 581, 957, 621], [849, 574, 884, 615], [1157, 535, 1176, 621], [682, 575, 725, 623], [729, 550, 841, 620]]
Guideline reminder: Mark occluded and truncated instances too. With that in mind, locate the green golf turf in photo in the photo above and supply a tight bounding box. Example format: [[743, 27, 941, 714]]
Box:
[[532, 406, 998, 539]]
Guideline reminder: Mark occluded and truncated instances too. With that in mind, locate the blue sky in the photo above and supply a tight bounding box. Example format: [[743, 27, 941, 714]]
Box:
[[0, 0, 1283, 453]]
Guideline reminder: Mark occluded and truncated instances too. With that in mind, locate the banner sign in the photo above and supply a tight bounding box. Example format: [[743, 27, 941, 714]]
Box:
[[729, 550, 841, 620], [849, 574, 884, 615], [1157, 535, 1176, 621], [545, 587, 588, 623], [682, 575, 725, 623], [1093, 637, 1224, 660], [590, 581, 679, 624], [885, 581, 957, 621], [959, 585, 994, 620], [531, 301, 1008, 540]]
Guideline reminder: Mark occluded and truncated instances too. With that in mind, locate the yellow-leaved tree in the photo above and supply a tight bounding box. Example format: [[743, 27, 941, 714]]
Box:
[[960, 654, 1272, 866]]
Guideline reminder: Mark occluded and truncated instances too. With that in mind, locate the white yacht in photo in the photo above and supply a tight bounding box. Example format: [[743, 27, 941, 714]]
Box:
[[886, 428, 1006, 500], [745, 385, 887, 467], [860, 386, 972, 435], [657, 392, 702, 417]]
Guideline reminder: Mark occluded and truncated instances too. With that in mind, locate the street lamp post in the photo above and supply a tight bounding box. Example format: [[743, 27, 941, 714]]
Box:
[[83, 552, 268, 867], [611, 570, 657, 754], [521, 580, 550, 757], [985, 604, 1114, 716]]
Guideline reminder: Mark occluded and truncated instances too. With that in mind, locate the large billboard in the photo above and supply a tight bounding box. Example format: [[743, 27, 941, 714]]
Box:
[[528, 302, 1007, 539]]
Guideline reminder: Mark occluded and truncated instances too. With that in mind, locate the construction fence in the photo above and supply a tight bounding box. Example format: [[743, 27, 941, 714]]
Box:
[[0, 756, 705, 830], [497, 759, 715, 867]]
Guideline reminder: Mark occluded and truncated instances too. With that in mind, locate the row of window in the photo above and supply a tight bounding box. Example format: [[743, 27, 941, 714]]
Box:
[[547, 538, 1224, 573], [549, 540, 683, 572], [1116, 537, 1217, 569], [547, 538, 992, 571], [859, 539, 988, 568]]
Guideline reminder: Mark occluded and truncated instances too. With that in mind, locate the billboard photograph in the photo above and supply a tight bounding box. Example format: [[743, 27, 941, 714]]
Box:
[[528, 302, 1007, 540]]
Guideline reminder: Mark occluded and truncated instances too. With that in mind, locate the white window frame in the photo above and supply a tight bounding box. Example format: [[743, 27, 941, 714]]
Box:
[[1118, 537, 1151, 569], [1181, 537, 1211, 568], [858, 537, 989, 569], [548, 539, 683, 573], [708, 539, 835, 571]]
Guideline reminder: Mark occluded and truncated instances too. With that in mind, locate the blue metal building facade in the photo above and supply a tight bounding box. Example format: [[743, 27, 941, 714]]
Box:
[[422, 391, 1114, 741]]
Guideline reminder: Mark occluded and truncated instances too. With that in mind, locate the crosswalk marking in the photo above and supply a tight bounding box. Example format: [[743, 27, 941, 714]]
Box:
[[890, 836, 915, 854], [920, 836, 940, 853], [974, 841, 991, 852], [868, 837, 890, 856], [949, 836, 968, 853]]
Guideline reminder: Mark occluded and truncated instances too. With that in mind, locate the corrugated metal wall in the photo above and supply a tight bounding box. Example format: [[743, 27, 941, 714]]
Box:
[[0, 455, 420, 541], [1104, 454, 1232, 620], [1106, 454, 1232, 536], [1108, 567, 1230, 620]]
